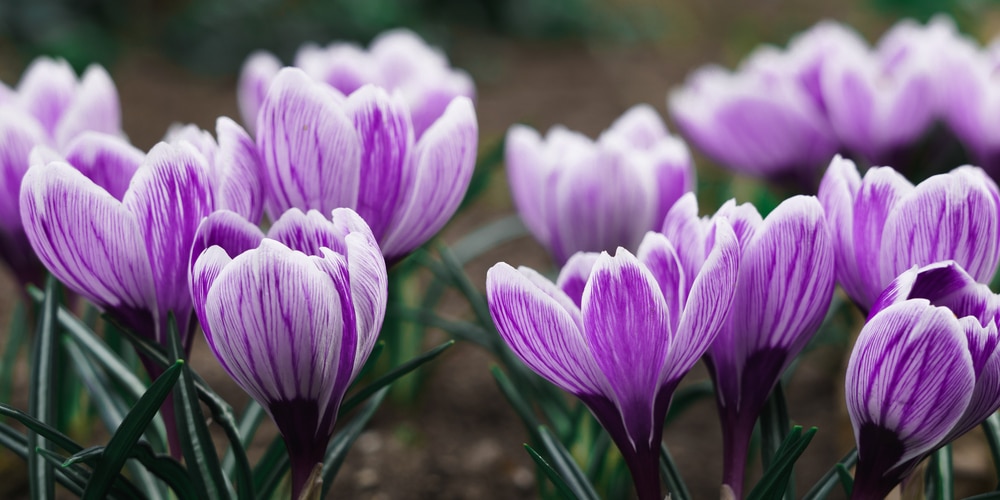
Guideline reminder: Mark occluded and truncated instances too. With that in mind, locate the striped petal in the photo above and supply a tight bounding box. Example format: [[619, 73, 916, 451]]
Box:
[[17, 57, 77, 136], [636, 232, 686, 332], [213, 117, 264, 223], [237, 51, 282, 135], [556, 252, 599, 308], [267, 208, 345, 256], [948, 318, 1000, 441], [190, 245, 233, 367], [853, 166, 913, 309], [190, 210, 264, 267], [660, 192, 709, 286], [257, 68, 361, 220], [379, 96, 476, 260], [505, 125, 552, 248], [63, 132, 142, 201], [53, 65, 121, 148], [818, 155, 865, 306], [0, 109, 48, 234]]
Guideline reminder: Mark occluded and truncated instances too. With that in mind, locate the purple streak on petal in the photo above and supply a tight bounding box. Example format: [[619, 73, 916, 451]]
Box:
[[647, 137, 695, 226], [636, 232, 685, 332], [63, 132, 142, 201], [556, 252, 599, 308], [306, 249, 359, 422], [237, 51, 282, 135], [123, 142, 214, 343], [818, 155, 866, 307], [309, 44, 374, 96], [404, 76, 475, 138], [486, 263, 606, 397], [714, 198, 762, 246], [0, 110, 48, 235], [606, 104, 668, 149], [871, 261, 1000, 324], [852, 166, 912, 309], [947, 318, 1000, 442], [346, 85, 413, 240], [821, 52, 877, 160], [379, 97, 476, 260], [582, 249, 671, 449], [190, 245, 234, 369], [846, 300, 973, 468], [880, 166, 1000, 291], [17, 57, 77, 137], [257, 68, 361, 220], [54, 65, 121, 148], [20, 161, 156, 317], [189, 210, 264, 272], [213, 117, 265, 223], [660, 192, 709, 287], [505, 125, 553, 250], [267, 208, 344, 256]]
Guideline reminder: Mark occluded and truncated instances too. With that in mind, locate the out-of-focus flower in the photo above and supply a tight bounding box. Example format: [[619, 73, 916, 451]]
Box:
[[818, 155, 1000, 312], [941, 32, 1000, 177], [164, 117, 265, 224], [662, 193, 835, 497], [0, 57, 122, 286], [487, 221, 740, 500], [190, 207, 386, 499], [238, 29, 474, 138], [256, 68, 477, 263], [505, 105, 694, 265], [846, 261, 1000, 500]]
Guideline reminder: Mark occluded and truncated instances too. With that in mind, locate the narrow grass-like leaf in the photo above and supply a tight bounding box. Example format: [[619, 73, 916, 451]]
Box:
[[584, 431, 611, 482], [450, 214, 528, 264], [0, 423, 86, 497], [835, 463, 854, 497], [0, 403, 82, 453], [458, 135, 505, 210], [664, 380, 714, 426], [28, 275, 59, 500], [660, 443, 691, 500], [254, 436, 290, 499], [339, 340, 454, 416], [802, 447, 858, 500], [759, 383, 792, 499], [61, 442, 197, 499], [746, 426, 817, 500], [355, 341, 385, 381], [398, 308, 495, 348], [491, 365, 541, 440], [320, 387, 390, 498], [537, 426, 600, 500], [964, 492, 1000, 499], [0, 302, 28, 408], [525, 443, 580, 500], [37, 447, 145, 500], [925, 445, 953, 500], [222, 399, 265, 476], [982, 413, 1000, 489], [82, 359, 183, 500], [165, 315, 232, 500]]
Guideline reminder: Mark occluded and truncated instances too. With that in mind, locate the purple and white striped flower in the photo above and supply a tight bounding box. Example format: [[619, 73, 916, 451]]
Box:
[[662, 193, 835, 497], [190, 207, 387, 499], [818, 155, 1000, 312], [255, 68, 477, 263], [487, 220, 740, 500], [0, 57, 122, 286], [847, 261, 1000, 500], [238, 28, 474, 138], [505, 105, 694, 265]]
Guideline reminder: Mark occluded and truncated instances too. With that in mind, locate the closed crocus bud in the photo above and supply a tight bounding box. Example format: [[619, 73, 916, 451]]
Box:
[[237, 29, 474, 138], [506, 105, 694, 265], [847, 261, 1000, 499], [487, 219, 740, 500], [941, 34, 1000, 178], [256, 68, 477, 263], [663, 193, 835, 497], [190, 207, 386, 500], [818, 155, 1000, 313], [164, 117, 265, 224]]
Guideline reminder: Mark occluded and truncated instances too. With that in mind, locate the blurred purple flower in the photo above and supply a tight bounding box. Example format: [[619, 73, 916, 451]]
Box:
[[487, 220, 740, 500], [662, 193, 835, 497], [190, 207, 386, 499], [941, 30, 1000, 177], [505, 105, 694, 265], [847, 261, 1000, 499], [255, 68, 477, 263], [0, 57, 122, 286], [238, 29, 474, 138], [818, 155, 1000, 312]]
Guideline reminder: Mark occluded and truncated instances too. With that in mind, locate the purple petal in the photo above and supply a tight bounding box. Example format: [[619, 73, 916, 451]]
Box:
[[820, 52, 877, 159], [636, 232, 686, 333], [346, 85, 414, 240], [20, 161, 156, 314], [213, 117, 264, 223], [406, 81, 475, 139], [505, 125, 552, 249], [63, 132, 143, 201], [853, 166, 913, 309], [379, 96, 476, 260], [556, 252, 599, 309], [846, 299, 973, 467], [123, 142, 215, 339], [0, 110, 48, 234], [486, 263, 606, 397], [818, 155, 866, 307], [605, 104, 668, 149], [190, 209, 265, 268], [870, 261, 1000, 323], [581, 249, 671, 449], [190, 245, 233, 364], [880, 166, 1000, 290], [257, 68, 361, 220], [947, 317, 1000, 441], [53, 65, 121, 148], [267, 208, 345, 256], [660, 192, 709, 286], [237, 51, 282, 135], [647, 137, 695, 226], [713, 199, 762, 246], [303, 44, 374, 96], [17, 57, 77, 136]]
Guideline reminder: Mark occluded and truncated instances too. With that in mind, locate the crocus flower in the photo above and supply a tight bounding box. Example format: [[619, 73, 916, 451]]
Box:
[[0, 57, 122, 286], [487, 220, 740, 500], [846, 261, 1000, 499], [505, 105, 694, 265], [941, 32, 1000, 178], [238, 28, 474, 138], [190, 207, 387, 499], [662, 193, 835, 497], [256, 68, 477, 263], [818, 155, 1000, 313]]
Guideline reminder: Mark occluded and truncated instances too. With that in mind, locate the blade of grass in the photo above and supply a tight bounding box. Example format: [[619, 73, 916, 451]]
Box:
[[339, 340, 454, 416], [525, 443, 580, 500], [660, 443, 691, 500], [0, 302, 28, 409], [982, 413, 1000, 490], [221, 399, 265, 476], [28, 275, 59, 500], [320, 387, 390, 498], [0, 423, 85, 497], [924, 445, 953, 500], [254, 436, 289, 499], [537, 426, 600, 500], [746, 426, 817, 500], [802, 447, 858, 500], [664, 380, 714, 426], [759, 382, 792, 499]]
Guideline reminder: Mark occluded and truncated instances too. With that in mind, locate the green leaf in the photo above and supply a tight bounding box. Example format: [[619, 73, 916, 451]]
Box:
[[37, 447, 145, 500], [924, 444, 953, 500], [525, 443, 580, 500], [0, 403, 83, 453], [664, 380, 714, 426], [982, 412, 1000, 489], [28, 275, 59, 500], [458, 135, 505, 210], [660, 443, 691, 500], [0, 423, 85, 497], [835, 463, 854, 497], [320, 387, 390, 498], [253, 436, 289, 499], [584, 431, 611, 482], [222, 399, 265, 476], [339, 340, 454, 416], [758, 382, 792, 499], [746, 426, 817, 500], [536, 426, 600, 500], [490, 365, 541, 440], [165, 314, 233, 500], [82, 359, 183, 500], [449, 214, 529, 264], [0, 302, 28, 409], [60, 442, 198, 499], [802, 447, 858, 500]]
